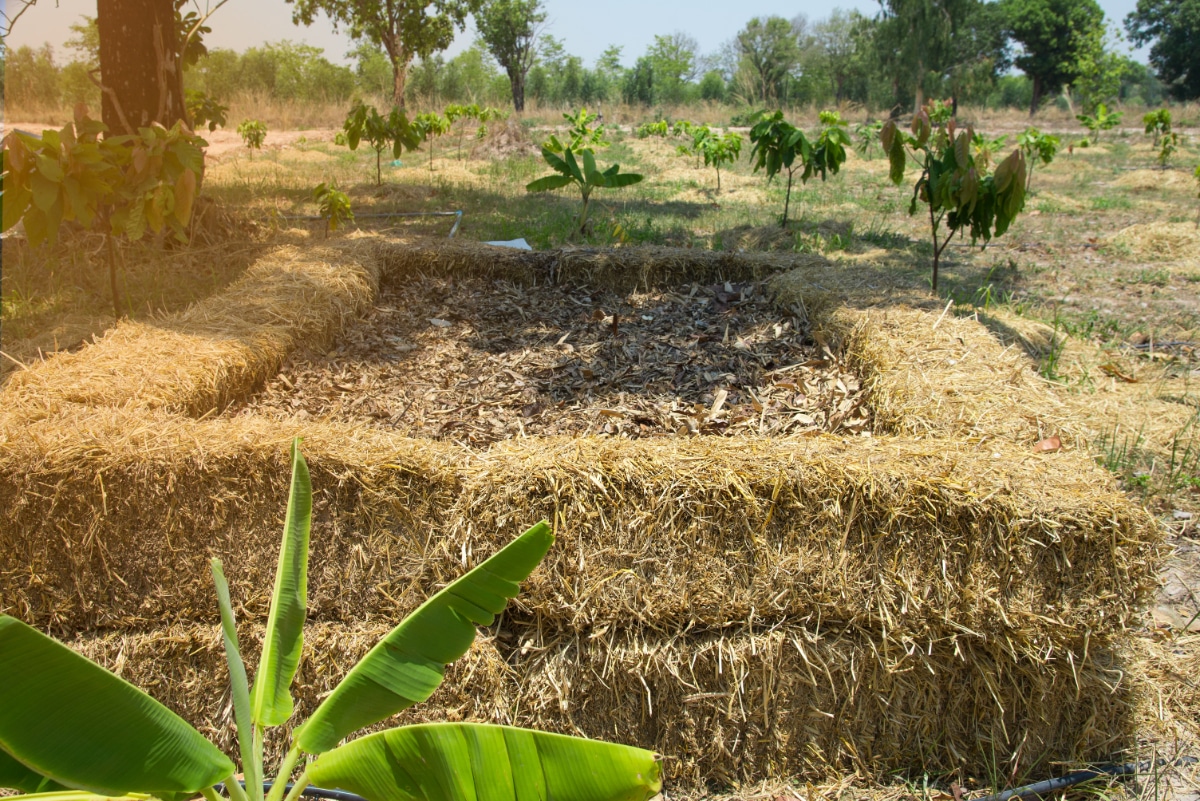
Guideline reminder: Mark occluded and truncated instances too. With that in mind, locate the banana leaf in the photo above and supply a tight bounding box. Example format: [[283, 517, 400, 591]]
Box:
[[250, 439, 312, 726], [0, 616, 233, 796], [306, 723, 661, 801], [295, 522, 553, 754]]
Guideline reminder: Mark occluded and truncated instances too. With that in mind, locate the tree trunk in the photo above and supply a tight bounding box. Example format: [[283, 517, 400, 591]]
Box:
[[392, 60, 409, 109], [1030, 76, 1043, 117], [97, 0, 186, 133], [509, 69, 526, 112]]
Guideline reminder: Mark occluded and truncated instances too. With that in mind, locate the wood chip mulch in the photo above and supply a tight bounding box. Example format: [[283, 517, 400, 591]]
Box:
[[233, 275, 872, 445]]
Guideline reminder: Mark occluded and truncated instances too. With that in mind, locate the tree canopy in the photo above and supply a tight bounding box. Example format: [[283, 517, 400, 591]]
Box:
[[1125, 0, 1200, 99], [287, 0, 480, 106], [1001, 0, 1105, 113], [734, 16, 803, 104], [475, 0, 545, 111]]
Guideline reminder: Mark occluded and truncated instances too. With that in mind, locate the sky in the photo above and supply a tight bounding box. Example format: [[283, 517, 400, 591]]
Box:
[[3, 0, 1146, 68]]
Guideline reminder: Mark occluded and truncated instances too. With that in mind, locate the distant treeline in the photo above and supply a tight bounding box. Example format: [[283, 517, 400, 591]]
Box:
[[0, 7, 1170, 115]]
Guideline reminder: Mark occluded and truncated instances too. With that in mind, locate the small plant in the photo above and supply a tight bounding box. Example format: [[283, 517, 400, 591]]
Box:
[[972, 132, 1009, 171], [1076, 103, 1122, 144], [2, 105, 205, 318], [1143, 108, 1171, 145], [186, 90, 229, 132], [1017, 127, 1060, 191], [853, 121, 884, 160], [236, 119, 267, 157], [0, 441, 662, 801], [312, 182, 354, 237], [636, 119, 670, 138], [526, 146, 643, 236], [340, 101, 422, 186], [748, 110, 850, 227], [414, 112, 452, 173], [544, 108, 609, 154], [444, 103, 503, 159], [697, 130, 743, 191], [881, 100, 1028, 292]]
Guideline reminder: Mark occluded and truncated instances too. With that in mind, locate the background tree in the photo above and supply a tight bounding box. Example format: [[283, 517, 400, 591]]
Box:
[[734, 16, 802, 104], [1125, 0, 1200, 100], [1001, 0, 1105, 114], [476, 0, 544, 111], [809, 10, 871, 103], [875, 0, 974, 112], [645, 32, 699, 105], [1073, 23, 1128, 111], [287, 0, 480, 108]]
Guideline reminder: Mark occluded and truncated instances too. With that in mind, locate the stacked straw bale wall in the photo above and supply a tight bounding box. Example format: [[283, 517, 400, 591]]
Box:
[[0, 237, 1164, 791]]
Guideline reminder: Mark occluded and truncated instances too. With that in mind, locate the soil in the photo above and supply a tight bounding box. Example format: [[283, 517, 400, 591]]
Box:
[[232, 275, 871, 446]]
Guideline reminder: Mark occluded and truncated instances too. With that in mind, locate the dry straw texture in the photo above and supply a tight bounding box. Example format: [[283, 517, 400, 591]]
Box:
[[64, 621, 1145, 788], [1109, 222, 1200, 260], [0, 236, 1167, 790], [0, 411, 1159, 643], [3, 239, 380, 417]]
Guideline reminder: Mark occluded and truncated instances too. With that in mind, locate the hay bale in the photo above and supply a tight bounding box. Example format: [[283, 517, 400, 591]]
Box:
[[0, 410, 1161, 648], [0, 238, 1172, 790], [377, 238, 815, 293], [1113, 169, 1189, 192], [1110, 223, 1200, 260], [68, 620, 1140, 789], [1, 240, 379, 417]]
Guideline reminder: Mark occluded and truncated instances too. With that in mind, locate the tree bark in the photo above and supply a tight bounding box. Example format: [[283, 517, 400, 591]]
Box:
[[96, 0, 186, 133], [1030, 75, 1043, 117], [509, 68, 526, 112]]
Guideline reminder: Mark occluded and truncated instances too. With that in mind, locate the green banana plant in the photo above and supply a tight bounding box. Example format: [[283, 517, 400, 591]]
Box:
[[0, 441, 662, 801], [526, 146, 643, 237]]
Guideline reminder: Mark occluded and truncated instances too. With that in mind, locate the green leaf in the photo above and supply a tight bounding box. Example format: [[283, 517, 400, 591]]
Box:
[[211, 559, 260, 800], [2, 184, 33, 234], [540, 147, 569, 176], [306, 723, 661, 801], [0, 616, 233, 796], [1, 747, 62, 793], [526, 175, 574, 192], [250, 439, 312, 727], [295, 522, 555, 754], [601, 172, 643, 188], [30, 172, 59, 213], [582, 150, 601, 185], [562, 149, 585, 183], [0, 792, 148, 801]]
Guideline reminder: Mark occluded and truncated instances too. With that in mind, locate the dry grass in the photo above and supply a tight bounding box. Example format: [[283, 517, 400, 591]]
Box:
[[1109, 223, 1200, 261]]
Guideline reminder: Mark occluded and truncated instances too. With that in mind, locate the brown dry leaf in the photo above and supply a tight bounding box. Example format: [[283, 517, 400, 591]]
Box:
[[1033, 436, 1062, 453], [1099, 363, 1137, 382]]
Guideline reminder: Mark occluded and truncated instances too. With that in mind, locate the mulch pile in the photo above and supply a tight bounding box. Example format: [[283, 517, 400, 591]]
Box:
[[233, 275, 870, 444]]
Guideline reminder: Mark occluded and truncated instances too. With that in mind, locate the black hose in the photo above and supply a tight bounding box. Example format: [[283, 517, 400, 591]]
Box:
[[972, 755, 1197, 801]]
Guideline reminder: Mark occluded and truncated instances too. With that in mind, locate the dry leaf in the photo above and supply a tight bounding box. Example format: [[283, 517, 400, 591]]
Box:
[[1033, 436, 1062, 453]]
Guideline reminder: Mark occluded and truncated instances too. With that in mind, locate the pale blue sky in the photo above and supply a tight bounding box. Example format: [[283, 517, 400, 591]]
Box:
[[4, 0, 1145, 67]]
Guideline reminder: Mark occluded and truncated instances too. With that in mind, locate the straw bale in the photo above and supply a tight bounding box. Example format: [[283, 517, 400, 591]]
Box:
[[1109, 223, 1200, 261], [0, 409, 1161, 647], [67, 620, 1140, 789], [375, 238, 820, 294], [1113, 169, 1190, 192], [1, 240, 379, 417]]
